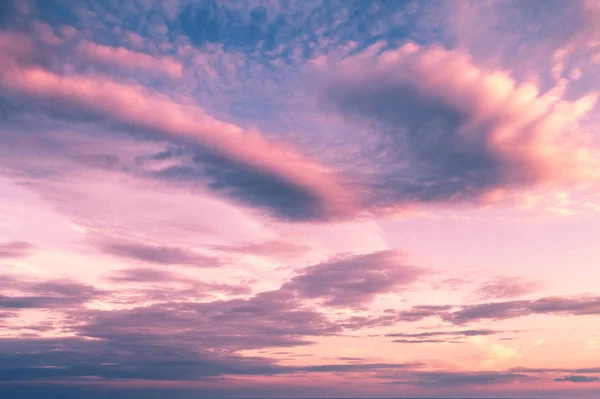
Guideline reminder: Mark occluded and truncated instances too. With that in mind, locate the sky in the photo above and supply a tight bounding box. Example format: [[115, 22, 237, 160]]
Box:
[[1, 0, 600, 398]]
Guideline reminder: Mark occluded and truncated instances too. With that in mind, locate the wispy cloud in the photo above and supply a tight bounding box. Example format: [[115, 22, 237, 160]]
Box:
[[474, 276, 543, 299], [98, 239, 222, 267], [0, 241, 35, 259], [391, 295, 600, 324], [77, 41, 183, 78]]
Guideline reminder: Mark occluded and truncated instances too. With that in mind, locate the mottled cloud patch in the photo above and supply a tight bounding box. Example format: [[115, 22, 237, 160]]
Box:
[[474, 276, 543, 299], [281, 250, 424, 307], [0, 241, 35, 258], [99, 239, 222, 267], [313, 41, 599, 211]]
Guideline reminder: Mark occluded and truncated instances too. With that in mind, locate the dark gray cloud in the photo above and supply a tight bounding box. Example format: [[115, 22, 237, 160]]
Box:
[[99, 239, 221, 267], [555, 375, 600, 383], [0, 241, 35, 259], [281, 250, 424, 308], [0, 279, 106, 309], [382, 371, 538, 387], [0, 336, 282, 381], [146, 146, 336, 222], [319, 64, 507, 208], [0, 334, 419, 382], [475, 276, 542, 299], [511, 366, 600, 374], [193, 150, 332, 222]]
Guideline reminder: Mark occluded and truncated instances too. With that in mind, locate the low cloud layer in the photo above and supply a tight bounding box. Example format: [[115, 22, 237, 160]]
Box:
[[555, 376, 600, 383], [383, 371, 537, 387], [391, 295, 600, 324]]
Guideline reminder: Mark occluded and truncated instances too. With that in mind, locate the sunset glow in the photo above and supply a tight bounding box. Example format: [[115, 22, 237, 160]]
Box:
[[1, 1, 600, 398]]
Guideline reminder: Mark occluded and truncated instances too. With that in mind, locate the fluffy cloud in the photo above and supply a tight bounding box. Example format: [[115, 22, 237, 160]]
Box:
[[281, 250, 424, 307], [5, 24, 599, 223], [313, 41, 599, 211]]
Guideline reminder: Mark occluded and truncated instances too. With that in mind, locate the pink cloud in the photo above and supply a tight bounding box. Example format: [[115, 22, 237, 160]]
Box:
[[77, 41, 183, 78], [475, 276, 543, 300], [551, 0, 600, 79], [0, 36, 358, 220], [313, 41, 600, 209], [281, 250, 424, 308], [0, 31, 35, 65]]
